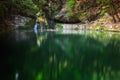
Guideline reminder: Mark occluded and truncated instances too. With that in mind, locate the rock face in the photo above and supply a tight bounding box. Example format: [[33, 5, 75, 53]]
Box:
[[62, 24, 87, 30], [6, 15, 31, 29], [0, 0, 38, 31], [55, 4, 81, 23], [89, 13, 120, 31]]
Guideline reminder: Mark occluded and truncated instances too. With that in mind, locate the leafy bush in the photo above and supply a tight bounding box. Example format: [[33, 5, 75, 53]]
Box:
[[67, 0, 75, 10], [66, 0, 75, 17], [56, 23, 63, 29]]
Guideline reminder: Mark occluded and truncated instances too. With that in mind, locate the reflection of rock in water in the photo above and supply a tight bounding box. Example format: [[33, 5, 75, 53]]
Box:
[[15, 30, 29, 41]]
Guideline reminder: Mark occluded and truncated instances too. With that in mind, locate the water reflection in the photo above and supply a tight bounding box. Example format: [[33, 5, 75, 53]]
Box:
[[15, 72, 19, 80], [34, 28, 48, 47], [0, 30, 120, 80]]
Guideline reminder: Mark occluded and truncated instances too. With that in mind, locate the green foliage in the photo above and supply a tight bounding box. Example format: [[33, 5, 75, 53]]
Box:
[[100, 5, 110, 16], [56, 23, 63, 29], [24, 0, 33, 4], [66, 0, 75, 17], [100, 9, 107, 16], [0, 0, 39, 18], [66, 0, 75, 10], [66, 11, 73, 17]]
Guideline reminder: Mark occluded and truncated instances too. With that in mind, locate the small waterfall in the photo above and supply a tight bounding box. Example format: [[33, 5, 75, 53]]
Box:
[[34, 23, 38, 34], [34, 22, 44, 33]]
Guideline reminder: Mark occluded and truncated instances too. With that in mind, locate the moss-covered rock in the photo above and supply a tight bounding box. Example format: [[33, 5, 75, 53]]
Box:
[[90, 13, 120, 31]]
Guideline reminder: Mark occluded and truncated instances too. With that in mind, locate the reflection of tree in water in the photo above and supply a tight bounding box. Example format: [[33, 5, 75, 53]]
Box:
[[15, 30, 30, 41]]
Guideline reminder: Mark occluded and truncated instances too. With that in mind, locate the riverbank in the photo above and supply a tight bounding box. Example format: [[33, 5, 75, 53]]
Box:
[[59, 13, 120, 32], [0, 13, 120, 33]]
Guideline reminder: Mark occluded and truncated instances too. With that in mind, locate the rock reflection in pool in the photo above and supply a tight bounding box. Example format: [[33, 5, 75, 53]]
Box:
[[0, 30, 120, 80]]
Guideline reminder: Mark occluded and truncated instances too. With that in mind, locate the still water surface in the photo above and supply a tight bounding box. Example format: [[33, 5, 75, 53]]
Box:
[[0, 30, 120, 80]]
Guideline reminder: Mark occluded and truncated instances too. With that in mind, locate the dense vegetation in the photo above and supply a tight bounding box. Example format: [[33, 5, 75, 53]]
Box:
[[0, 0, 120, 30], [32, 0, 120, 22]]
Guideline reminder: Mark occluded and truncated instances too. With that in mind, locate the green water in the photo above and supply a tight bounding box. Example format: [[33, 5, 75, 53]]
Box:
[[0, 30, 120, 80]]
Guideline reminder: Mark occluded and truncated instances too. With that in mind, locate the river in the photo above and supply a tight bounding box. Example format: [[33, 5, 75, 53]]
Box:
[[0, 30, 120, 80]]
